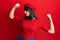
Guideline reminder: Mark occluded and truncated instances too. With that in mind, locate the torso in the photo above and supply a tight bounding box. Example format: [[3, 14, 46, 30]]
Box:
[[22, 19, 40, 32]]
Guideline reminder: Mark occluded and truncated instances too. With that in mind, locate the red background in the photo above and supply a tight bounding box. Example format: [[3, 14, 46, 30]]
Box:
[[0, 0, 60, 40]]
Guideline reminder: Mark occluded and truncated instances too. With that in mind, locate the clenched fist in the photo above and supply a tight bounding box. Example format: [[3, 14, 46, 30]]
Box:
[[14, 3, 20, 8], [47, 14, 52, 20]]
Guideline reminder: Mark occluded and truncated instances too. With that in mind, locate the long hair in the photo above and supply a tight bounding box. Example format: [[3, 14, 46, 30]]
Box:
[[24, 6, 37, 20]]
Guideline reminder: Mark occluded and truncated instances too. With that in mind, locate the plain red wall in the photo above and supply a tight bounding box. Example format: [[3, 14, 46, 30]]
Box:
[[0, 0, 60, 40]]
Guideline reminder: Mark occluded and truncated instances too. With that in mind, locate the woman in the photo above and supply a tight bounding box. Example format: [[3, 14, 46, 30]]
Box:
[[9, 3, 55, 40]]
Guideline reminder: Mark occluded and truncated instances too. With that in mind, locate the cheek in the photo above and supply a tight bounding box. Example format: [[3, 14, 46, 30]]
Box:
[[27, 12, 30, 16], [25, 12, 30, 16]]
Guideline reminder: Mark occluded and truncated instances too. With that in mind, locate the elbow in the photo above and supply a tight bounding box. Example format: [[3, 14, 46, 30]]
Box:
[[48, 30, 55, 34], [50, 31, 55, 34], [9, 15, 14, 19], [10, 17, 14, 19]]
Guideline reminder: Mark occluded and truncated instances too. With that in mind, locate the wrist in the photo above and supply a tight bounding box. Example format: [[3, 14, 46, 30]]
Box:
[[13, 6, 17, 9]]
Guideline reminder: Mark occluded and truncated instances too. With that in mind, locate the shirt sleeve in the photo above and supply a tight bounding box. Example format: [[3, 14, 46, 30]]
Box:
[[40, 15, 50, 32], [14, 4, 24, 20], [14, 15, 22, 20], [14, 10, 22, 20]]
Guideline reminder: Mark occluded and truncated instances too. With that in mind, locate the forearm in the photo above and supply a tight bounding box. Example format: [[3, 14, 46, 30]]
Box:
[[9, 3, 20, 19], [9, 7, 16, 19], [48, 17, 55, 34]]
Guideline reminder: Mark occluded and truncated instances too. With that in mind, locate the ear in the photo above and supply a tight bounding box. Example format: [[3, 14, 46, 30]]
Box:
[[24, 10, 27, 14]]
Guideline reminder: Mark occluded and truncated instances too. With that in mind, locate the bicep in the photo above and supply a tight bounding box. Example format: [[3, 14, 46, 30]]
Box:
[[41, 25, 50, 32], [40, 18, 50, 32], [14, 15, 22, 20], [14, 7, 24, 20]]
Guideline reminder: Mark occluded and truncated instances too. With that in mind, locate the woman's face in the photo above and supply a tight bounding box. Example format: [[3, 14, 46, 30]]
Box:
[[24, 10, 30, 17]]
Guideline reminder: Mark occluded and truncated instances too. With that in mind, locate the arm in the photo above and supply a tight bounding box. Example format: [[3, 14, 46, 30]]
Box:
[[47, 14, 55, 34], [9, 3, 20, 19]]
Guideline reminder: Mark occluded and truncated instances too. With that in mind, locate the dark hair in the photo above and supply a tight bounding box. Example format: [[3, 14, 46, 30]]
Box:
[[24, 6, 37, 20]]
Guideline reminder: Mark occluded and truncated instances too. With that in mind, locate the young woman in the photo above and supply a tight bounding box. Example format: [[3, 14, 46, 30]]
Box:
[[9, 3, 55, 40]]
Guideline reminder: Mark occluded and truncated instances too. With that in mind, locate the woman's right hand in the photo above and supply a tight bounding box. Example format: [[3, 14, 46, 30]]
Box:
[[14, 3, 20, 8]]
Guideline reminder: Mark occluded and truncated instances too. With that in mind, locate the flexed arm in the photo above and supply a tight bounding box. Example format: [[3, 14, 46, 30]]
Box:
[[9, 3, 20, 19], [47, 14, 55, 34]]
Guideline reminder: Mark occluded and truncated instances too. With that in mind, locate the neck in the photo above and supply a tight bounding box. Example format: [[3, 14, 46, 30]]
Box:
[[33, 17, 36, 20]]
